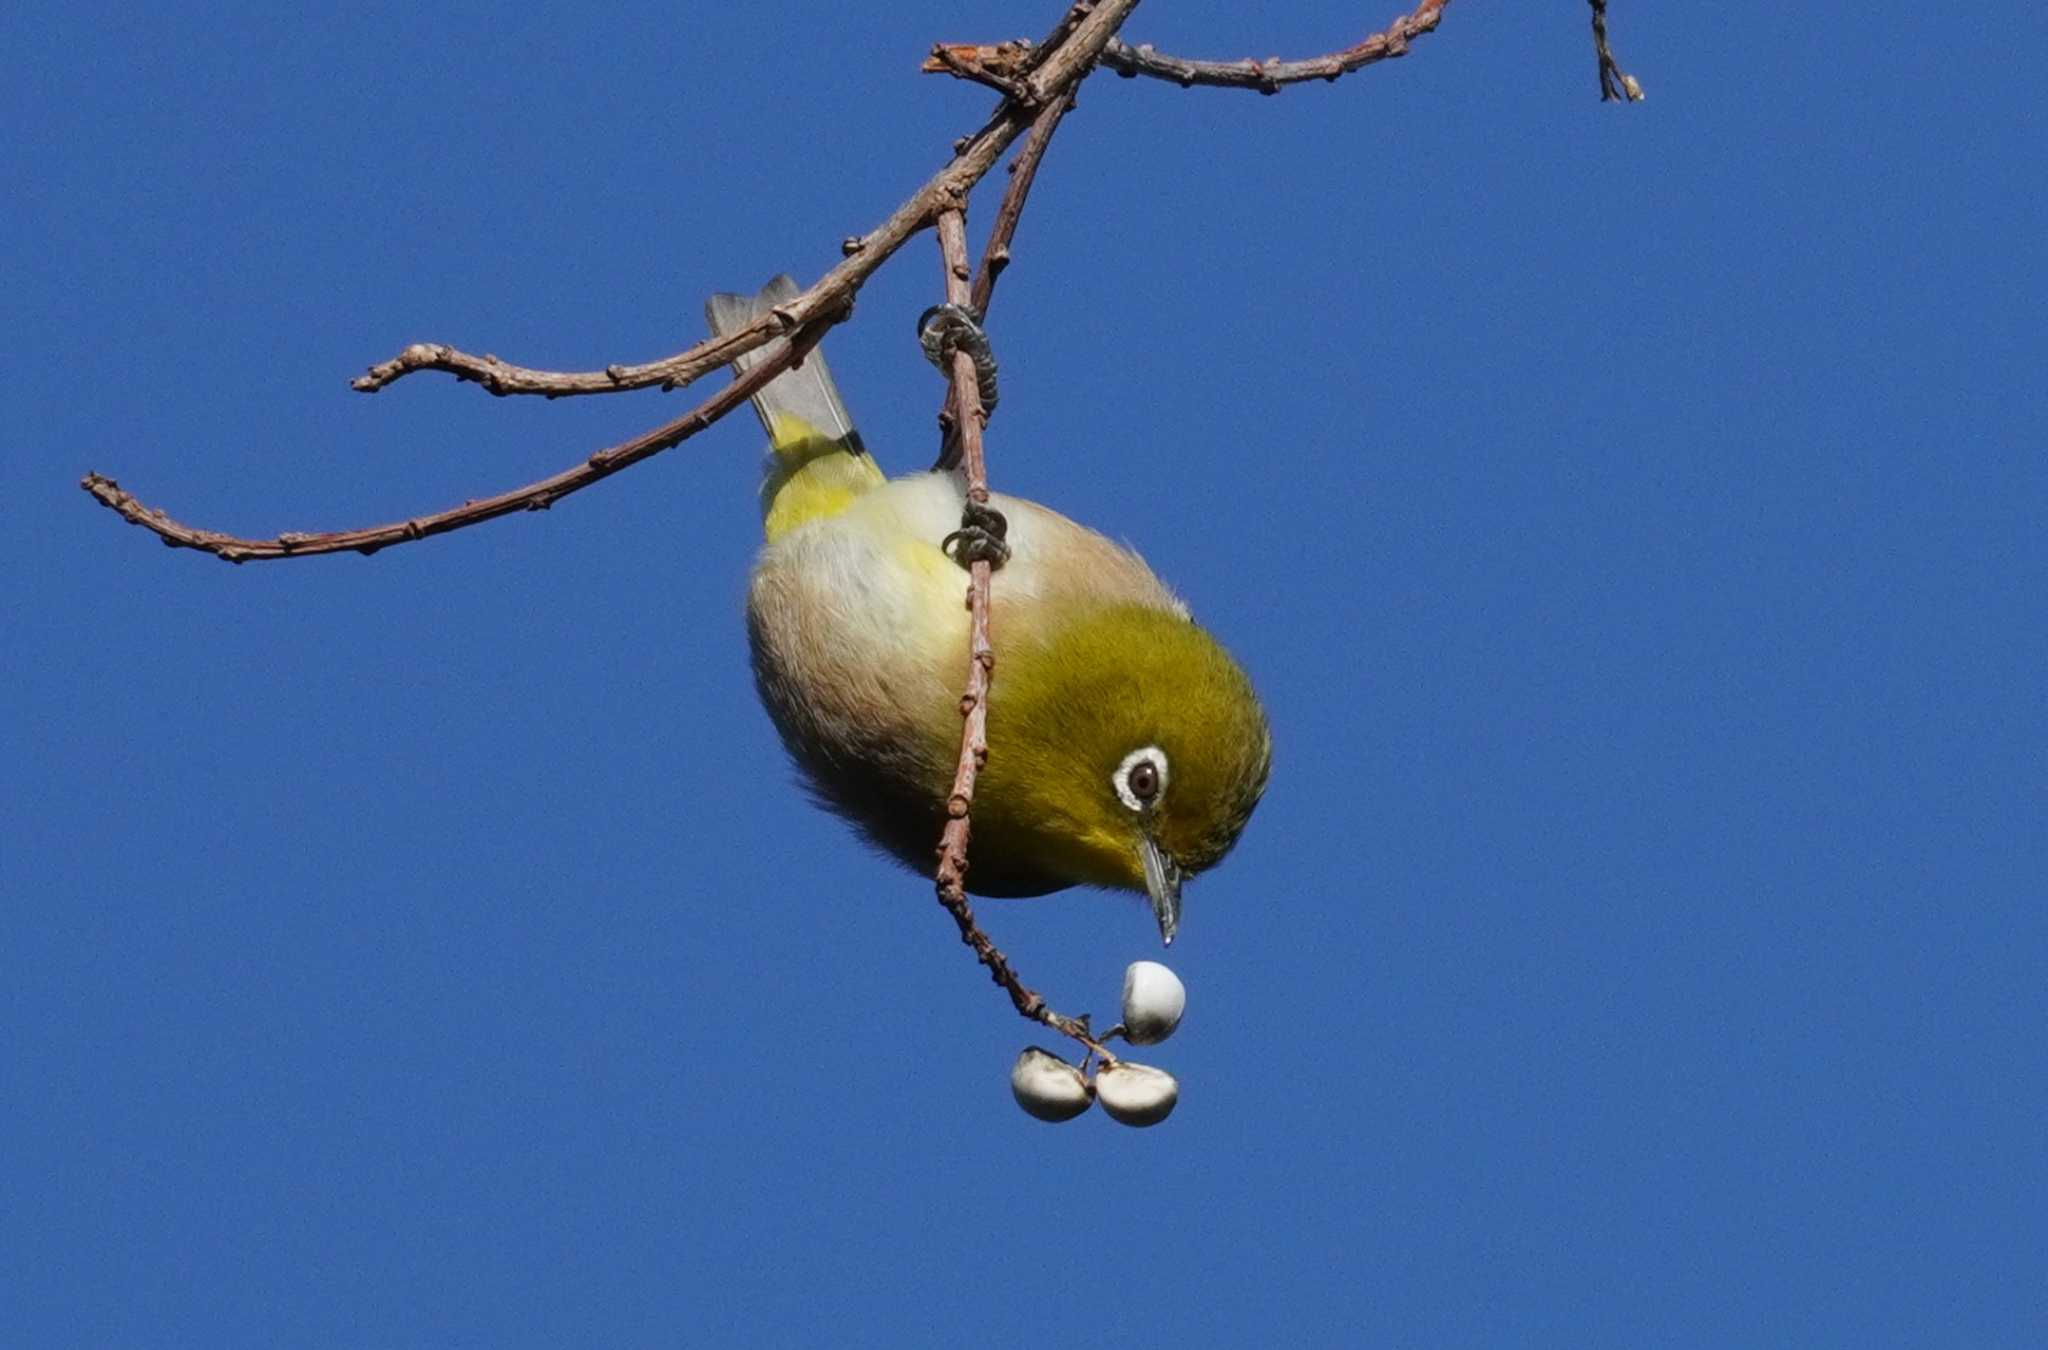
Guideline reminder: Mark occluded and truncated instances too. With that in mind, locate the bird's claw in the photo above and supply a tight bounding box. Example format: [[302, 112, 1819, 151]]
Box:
[[917, 303, 1000, 415], [942, 500, 1011, 570]]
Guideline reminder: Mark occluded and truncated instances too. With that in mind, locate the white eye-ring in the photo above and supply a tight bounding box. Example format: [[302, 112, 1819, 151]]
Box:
[[1112, 745, 1170, 813]]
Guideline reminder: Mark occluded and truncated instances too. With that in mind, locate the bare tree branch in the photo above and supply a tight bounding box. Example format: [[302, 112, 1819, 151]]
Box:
[[927, 0, 1451, 97], [971, 89, 1076, 319], [924, 88, 1077, 472], [79, 316, 838, 562], [928, 207, 1110, 1063], [83, 0, 1145, 562]]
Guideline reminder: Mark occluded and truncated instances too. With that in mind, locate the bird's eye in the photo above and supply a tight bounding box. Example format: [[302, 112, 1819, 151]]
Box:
[[1113, 745, 1170, 812]]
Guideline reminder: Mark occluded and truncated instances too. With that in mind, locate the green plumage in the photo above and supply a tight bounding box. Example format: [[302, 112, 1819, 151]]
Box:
[[973, 605, 1271, 898]]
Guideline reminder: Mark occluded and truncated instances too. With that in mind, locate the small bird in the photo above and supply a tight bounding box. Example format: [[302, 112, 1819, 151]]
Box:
[[710, 277, 1270, 944]]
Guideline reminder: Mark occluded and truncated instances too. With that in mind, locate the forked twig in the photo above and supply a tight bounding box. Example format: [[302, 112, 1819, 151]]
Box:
[[80, 0, 1145, 562], [973, 89, 1075, 318]]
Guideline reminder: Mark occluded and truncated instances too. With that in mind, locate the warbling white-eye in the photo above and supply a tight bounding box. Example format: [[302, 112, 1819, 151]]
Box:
[[709, 278, 1270, 944]]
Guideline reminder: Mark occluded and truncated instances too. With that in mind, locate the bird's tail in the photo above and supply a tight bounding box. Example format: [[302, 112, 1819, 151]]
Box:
[[706, 275, 884, 541]]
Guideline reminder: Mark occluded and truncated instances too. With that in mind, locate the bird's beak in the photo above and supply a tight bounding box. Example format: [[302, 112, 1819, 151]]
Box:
[[1140, 834, 1183, 947]]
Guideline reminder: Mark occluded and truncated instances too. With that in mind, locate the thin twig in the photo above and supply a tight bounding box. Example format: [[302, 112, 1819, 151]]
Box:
[[929, 208, 1111, 1064], [971, 90, 1076, 318], [927, 88, 1077, 471], [79, 318, 837, 562], [1589, 0, 1644, 102], [927, 1, 1451, 97]]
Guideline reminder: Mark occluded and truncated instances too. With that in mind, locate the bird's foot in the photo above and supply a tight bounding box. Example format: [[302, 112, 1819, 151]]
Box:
[[942, 499, 1011, 570], [917, 303, 1000, 415]]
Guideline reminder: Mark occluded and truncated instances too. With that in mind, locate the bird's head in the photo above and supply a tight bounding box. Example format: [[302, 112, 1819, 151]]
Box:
[[977, 604, 1271, 944]]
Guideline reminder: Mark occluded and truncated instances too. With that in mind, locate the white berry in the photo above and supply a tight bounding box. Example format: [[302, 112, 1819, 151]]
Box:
[[1010, 1046, 1094, 1122], [1094, 1061, 1179, 1127], [1120, 960, 1186, 1045]]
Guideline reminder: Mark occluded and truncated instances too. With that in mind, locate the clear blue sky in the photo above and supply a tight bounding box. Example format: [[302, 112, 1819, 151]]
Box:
[[7, 4, 2043, 1346]]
